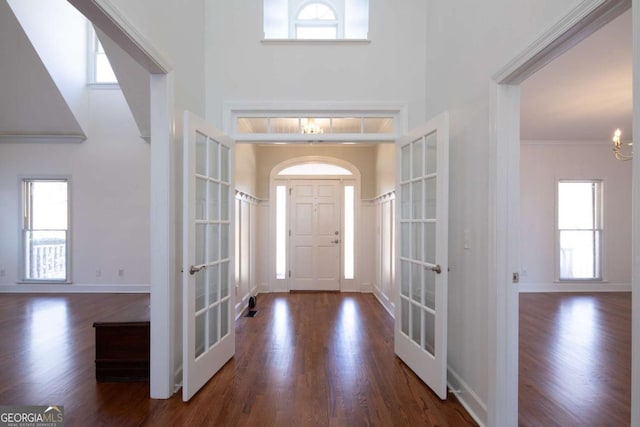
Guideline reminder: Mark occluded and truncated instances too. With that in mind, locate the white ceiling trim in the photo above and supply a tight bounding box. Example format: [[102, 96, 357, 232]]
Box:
[[493, 0, 631, 84]]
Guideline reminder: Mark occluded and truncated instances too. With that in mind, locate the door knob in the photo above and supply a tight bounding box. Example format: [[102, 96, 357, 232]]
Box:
[[189, 264, 207, 275], [430, 264, 442, 274]]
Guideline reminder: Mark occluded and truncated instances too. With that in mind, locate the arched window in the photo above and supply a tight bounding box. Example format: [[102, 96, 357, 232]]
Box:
[[263, 0, 369, 40], [295, 2, 339, 39]]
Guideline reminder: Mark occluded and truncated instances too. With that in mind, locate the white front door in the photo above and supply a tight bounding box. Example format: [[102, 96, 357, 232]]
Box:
[[290, 179, 341, 291], [395, 112, 449, 400], [182, 111, 235, 401]]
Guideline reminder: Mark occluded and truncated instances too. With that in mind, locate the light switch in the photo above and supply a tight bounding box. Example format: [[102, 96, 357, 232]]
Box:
[[463, 229, 471, 249]]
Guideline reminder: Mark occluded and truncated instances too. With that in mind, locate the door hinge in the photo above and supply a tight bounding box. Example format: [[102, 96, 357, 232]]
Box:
[[288, 270, 291, 278]]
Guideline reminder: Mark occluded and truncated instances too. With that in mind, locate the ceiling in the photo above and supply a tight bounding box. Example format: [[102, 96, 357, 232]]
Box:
[[520, 9, 632, 142]]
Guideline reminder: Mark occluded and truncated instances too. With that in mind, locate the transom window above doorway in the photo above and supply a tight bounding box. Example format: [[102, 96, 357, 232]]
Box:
[[263, 0, 369, 40], [236, 116, 395, 143]]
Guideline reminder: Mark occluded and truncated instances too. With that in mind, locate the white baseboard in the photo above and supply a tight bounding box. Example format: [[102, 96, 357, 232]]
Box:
[[372, 286, 395, 317], [447, 367, 487, 427], [0, 283, 150, 293], [519, 281, 631, 293]]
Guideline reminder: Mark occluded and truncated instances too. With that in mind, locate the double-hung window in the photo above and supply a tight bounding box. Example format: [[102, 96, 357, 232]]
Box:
[[557, 180, 603, 281], [22, 179, 70, 282]]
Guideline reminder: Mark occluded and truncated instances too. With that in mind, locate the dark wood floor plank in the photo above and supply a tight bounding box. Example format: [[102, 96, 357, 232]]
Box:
[[0, 292, 476, 426], [519, 292, 632, 427]]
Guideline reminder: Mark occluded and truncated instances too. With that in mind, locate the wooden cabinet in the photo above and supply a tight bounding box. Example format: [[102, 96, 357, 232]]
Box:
[[93, 321, 150, 382]]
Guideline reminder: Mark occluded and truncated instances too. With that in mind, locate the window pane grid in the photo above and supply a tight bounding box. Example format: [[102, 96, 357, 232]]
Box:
[[22, 180, 69, 282], [557, 180, 603, 280]]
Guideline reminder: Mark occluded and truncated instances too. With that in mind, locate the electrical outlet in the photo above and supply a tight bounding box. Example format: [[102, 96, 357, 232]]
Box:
[[118, 269, 125, 277], [0, 269, 5, 277], [96, 269, 102, 278]]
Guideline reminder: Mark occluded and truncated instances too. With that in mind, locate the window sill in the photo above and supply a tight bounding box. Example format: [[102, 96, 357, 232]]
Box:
[[17, 281, 72, 285], [554, 280, 608, 283], [261, 38, 371, 45], [88, 83, 120, 90]]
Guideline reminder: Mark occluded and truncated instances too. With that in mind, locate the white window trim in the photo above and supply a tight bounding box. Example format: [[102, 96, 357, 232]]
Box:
[[223, 102, 407, 143], [19, 176, 72, 284], [556, 179, 604, 282]]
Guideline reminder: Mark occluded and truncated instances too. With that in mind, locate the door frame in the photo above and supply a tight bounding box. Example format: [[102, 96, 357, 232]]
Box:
[[65, 0, 175, 399], [268, 156, 361, 292], [489, 0, 637, 424]]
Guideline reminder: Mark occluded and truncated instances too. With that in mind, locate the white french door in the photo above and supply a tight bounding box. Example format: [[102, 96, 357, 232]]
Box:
[[290, 180, 341, 291], [182, 111, 235, 401], [395, 112, 449, 400]]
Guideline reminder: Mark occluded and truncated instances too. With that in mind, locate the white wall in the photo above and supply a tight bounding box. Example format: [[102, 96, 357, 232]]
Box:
[[0, 89, 150, 292], [235, 144, 258, 196], [254, 145, 377, 199], [520, 141, 632, 292], [205, 0, 427, 129], [8, 0, 89, 133]]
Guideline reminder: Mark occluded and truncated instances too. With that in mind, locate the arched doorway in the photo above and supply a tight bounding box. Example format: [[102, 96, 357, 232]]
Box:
[[269, 156, 361, 292]]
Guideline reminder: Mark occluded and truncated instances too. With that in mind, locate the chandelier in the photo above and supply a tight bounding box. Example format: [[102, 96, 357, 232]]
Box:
[[612, 128, 633, 161], [302, 118, 324, 134]]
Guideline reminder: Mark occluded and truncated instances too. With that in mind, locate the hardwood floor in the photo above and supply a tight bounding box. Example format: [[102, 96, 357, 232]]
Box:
[[519, 292, 632, 427], [0, 292, 476, 426]]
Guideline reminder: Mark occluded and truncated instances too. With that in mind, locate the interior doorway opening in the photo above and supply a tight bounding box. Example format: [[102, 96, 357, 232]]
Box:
[[490, 1, 635, 424]]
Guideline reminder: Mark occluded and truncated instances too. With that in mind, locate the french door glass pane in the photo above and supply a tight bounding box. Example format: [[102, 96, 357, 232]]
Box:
[[400, 223, 410, 258], [425, 131, 437, 175], [221, 185, 229, 221], [221, 146, 230, 182], [196, 132, 207, 176], [411, 303, 421, 344], [423, 270, 436, 310], [209, 141, 219, 180], [400, 184, 411, 219], [424, 177, 437, 219], [401, 298, 409, 335], [208, 183, 219, 221], [411, 263, 422, 303], [412, 223, 422, 260], [400, 261, 410, 297], [208, 224, 219, 261], [196, 179, 206, 220], [221, 300, 229, 337], [220, 262, 229, 298], [221, 224, 229, 259], [412, 181, 422, 219], [195, 272, 206, 311], [401, 145, 410, 181], [208, 305, 220, 348], [195, 313, 206, 358], [424, 222, 436, 264], [208, 264, 220, 304], [423, 310, 435, 356], [412, 138, 423, 178], [195, 224, 206, 265]]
